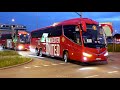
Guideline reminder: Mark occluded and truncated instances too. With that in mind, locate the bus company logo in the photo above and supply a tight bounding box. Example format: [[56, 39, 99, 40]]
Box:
[[49, 37, 60, 43], [62, 37, 65, 42], [96, 47, 100, 53], [92, 25, 97, 30]]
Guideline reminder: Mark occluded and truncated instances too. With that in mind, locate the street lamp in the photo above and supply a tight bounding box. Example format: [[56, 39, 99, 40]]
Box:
[[12, 18, 15, 22]]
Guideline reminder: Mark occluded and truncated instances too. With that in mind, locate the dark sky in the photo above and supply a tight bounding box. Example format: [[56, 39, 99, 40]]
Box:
[[0, 12, 120, 33]]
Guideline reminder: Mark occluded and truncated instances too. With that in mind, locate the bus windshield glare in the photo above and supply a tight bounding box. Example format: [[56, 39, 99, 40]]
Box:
[[19, 34, 30, 44], [82, 24, 106, 48]]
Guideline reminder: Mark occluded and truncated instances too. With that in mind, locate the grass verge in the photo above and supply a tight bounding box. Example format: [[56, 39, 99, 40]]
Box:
[[107, 44, 120, 52], [0, 51, 31, 68], [0, 50, 19, 56]]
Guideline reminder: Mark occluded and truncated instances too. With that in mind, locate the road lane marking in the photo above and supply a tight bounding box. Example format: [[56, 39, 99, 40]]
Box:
[[79, 67, 97, 71], [84, 75, 99, 78], [52, 64, 58, 65], [34, 65, 41, 67], [59, 63, 66, 64], [43, 65, 50, 67], [24, 66, 31, 69], [107, 71, 119, 74], [111, 66, 119, 69]]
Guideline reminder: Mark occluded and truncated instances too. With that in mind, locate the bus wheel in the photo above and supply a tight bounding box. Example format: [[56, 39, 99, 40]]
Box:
[[80, 62, 88, 66], [63, 52, 69, 63], [35, 48, 39, 56], [39, 49, 43, 57]]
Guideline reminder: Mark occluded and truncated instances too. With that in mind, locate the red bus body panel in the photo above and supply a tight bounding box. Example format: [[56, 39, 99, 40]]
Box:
[[30, 18, 108, 63], [0, 33, 30, 50]]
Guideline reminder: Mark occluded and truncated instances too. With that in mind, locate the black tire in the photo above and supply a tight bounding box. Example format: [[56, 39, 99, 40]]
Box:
[[80, 62, 88, 66], [100, 61, 108, 65], [63, 52, 69, 63], [3, 45, 5, 49], [35, 48, 40, 56]]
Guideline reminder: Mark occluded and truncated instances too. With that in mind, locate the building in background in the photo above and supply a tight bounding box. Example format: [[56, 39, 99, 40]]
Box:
[[99, 22, 114, 43]]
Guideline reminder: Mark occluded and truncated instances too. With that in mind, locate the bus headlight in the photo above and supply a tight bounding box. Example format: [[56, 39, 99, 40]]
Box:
[[83, 52, 92, 57], [83, 57, 87, 61], [18, 45, 24, 50], [29, 47, 35, 53], [104, 51, 108, 56], [29, 45, 31, 49]]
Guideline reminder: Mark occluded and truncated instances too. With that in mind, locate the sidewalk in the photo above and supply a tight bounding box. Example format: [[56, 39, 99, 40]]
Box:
[[108, 52, 120, 61]]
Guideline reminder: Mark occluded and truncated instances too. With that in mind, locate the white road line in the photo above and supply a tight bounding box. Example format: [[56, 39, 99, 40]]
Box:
[[24, 66, 31, 69], [59, 63, 66, 64], [108, 71, 119, 74], [84, 75, 99, 78], [67, 63, 70, 64], [112, 66, 119, 69], [52, 64, 58, 65], [34, 65, 41, 67], [43, 65, 50, 67]]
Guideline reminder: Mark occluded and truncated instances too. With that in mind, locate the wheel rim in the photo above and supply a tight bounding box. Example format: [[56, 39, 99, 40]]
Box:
[[64, 54, 67, 63], [35, 49, 38, 55], [39, 50, 42, 57]]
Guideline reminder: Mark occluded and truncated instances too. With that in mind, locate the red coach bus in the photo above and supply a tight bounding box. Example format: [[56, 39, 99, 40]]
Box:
[[30, 18, 108, 64], [0, 30, 30, 50]]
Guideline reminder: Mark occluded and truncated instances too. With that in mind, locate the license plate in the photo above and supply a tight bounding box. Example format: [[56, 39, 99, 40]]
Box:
[[96, 58, 101, 60]]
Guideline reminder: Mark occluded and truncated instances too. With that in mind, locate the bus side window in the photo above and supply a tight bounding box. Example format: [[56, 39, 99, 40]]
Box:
[[51, 25, 62, 37], [74, 31, 82, 45], [63, 25, 82, 45]]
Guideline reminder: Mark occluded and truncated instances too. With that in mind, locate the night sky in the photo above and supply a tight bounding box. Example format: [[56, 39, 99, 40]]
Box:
[[0, 12, 120, 34]]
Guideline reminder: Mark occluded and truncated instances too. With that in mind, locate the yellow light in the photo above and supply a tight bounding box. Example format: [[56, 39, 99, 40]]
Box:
[[83, 52, 92, 57], [92, 25, 97, 30]]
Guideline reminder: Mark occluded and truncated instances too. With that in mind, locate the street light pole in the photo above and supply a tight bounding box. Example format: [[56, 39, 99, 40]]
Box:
[[75, 12, 82, 18], [11, 18, 17, 51], [80, 12, 82, 18]]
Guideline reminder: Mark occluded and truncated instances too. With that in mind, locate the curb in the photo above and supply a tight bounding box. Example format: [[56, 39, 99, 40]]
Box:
[[0, 58, 33, 70]]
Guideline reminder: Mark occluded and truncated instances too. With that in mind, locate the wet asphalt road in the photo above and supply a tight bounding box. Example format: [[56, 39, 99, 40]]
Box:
[[0, 51, 120, 78]]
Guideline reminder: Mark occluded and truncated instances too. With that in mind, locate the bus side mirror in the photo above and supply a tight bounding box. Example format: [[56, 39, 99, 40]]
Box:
[[81, 21, 87, 32]]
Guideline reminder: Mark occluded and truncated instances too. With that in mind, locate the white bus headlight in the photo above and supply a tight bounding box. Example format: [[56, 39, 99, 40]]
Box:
[[18, 45, 24, 50], [83, 52, 92, 57], [104, 51, 108, 56]]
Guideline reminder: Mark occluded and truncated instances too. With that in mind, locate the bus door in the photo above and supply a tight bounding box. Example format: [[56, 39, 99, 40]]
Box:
[[72, 26, 82, 60], [7, 39, 12, 48], [63, 25, 82, 60], [41, 33, 50, 55]]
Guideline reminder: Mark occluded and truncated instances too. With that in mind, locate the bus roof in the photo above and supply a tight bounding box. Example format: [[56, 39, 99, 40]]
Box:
[[31, 18, 98, 32], [57, 18, 98, 25], [31, 26, 54, 33]]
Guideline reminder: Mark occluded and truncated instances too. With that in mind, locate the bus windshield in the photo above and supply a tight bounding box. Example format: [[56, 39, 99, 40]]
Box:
[[82, 24, 106, 48], [19, 34, 30, 44]]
